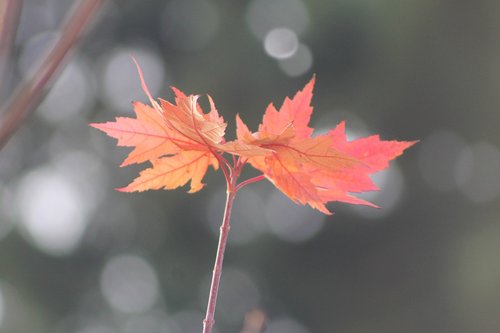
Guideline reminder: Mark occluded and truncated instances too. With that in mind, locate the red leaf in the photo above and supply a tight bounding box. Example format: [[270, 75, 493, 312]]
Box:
[[236, 78, 417, 214]]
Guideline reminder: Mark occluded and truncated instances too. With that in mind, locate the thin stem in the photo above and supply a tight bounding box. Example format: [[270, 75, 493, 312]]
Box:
[[0, 0, 104, 150], [201, 159, 262, 332], [215, 154, 231, 185], [235, 174, 266, 192], [202, 187, 237, 333]]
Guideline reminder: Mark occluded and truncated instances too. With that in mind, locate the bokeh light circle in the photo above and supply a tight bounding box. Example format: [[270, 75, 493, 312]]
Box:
[[454, 142, 500, 203], [39, 58, 95, 124], [264, 28, 299, 59], [15, 167, 90, 256], [266, 191, 325, 243], [99, 47, 165, 114], [278, 43, 313, 77], [100, 255, 160, 314]]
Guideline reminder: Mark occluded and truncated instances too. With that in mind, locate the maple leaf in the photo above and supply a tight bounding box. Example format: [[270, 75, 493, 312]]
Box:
[[91, 58, 266, 193], [236, 77, 417, 214], [90, 59, 227, 193]]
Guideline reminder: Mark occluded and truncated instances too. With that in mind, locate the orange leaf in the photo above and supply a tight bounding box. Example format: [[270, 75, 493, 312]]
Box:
[[90, 102, 195, 167], [91, 58, 268, 192], [118, 150, 218, 193], [91, 60, 226, 192]]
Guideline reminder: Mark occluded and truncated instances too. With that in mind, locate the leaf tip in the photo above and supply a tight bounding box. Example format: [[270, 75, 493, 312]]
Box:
[[131, 55, 162, 112], [187, 183, 205, 193], [170, 86, 187, 99], [314, 203, 333, 215], [89, 122, 106, 131], [119, 160, 131, 167], [303, 74, 316, 91], [408, 139, 420, 147]]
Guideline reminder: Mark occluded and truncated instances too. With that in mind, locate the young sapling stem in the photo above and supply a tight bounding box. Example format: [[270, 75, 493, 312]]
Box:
[[202, 155, 265, 333], [202, 186, 236, 333]]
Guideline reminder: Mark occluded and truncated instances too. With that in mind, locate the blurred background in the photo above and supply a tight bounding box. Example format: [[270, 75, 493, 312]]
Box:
[[1, 0, 500, 332]]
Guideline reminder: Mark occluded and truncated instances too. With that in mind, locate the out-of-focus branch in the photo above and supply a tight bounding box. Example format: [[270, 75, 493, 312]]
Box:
[[240, 309, 266, 333], [0, 0, 105, 150], [0, 0, 23, 94]]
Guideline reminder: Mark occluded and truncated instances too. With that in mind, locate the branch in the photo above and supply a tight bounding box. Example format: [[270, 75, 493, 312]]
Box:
[[0, 0, 105, 150], [235, 174, 266, 192], [203, 189, 237, 333], [0, 0, 23, 95]]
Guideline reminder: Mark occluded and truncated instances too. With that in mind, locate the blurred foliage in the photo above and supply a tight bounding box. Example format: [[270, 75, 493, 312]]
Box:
[[1, 0, 500, 332]]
